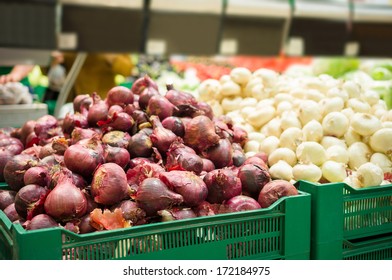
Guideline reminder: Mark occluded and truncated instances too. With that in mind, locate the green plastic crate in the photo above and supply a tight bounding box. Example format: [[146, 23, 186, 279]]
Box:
[[0, 190, 310, 260], [298, 180, 392, 260]]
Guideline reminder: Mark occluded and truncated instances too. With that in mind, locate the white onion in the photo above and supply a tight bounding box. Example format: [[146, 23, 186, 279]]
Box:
[[219, 75, 231, 84], [341, 107, 355, 120], [256, 98, 275, 108], [244, 140, 260, 153], [259, 136, 280, 156], [302, 120, 323, 142], [268, 148, 297, 167], [296, 141, 327, 166], [322, 112, 349, 138], [279, 127, 303, 151], [252, 68, 278, 88], [220, 80, 242, 97], [343, 172, 362, 189], [249, 84, 269, 100], [292, 163, 322, 182], [326, 87, 349, 102], [350, 113, 382, 136], [239, 97, 258, 109], [274, 93, 294, 104], [362, 89, 380, 106], [246, 105, 275, 128], [281, 110, 302, 130], [326, 145, 349, 164], [382, 121, 392, 128], [343, 81, 361, 98], [298, 100, 323, 125], [305, 89, 325, 102], [347, 98, 371, 113], [344, 128, 362, 146], [321, 136, 347, 150], [348, 142, 372, 170], [276, 101, 293, 114], [240, 106, 255, 118], [369, 128, 392, 155], [247, 132, 266, 143], [321, 160, 348, 183], [230, 67, 252, 85], [356, 162, 384, 188], [370, 152, 392, 173], [380, 110, 392, 122], [260, 117, 282, 138], [269, 160, 293, 181], [198, 79, 222, 101], [221, 97, 242, 113], [319, 97, 345, 116]]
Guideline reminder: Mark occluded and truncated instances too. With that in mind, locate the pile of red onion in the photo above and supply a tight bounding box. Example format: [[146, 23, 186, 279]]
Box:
[[0, 75, 298, 233]]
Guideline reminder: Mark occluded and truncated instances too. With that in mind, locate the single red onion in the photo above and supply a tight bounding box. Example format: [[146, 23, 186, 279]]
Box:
[[258, 180, 298, 208], [102, 130, 131, 149], [64, 136, 104, 178], [0, 137, 24, 155], [123, 104, 136, 115], [3, 154, 38, 191], [238, 164, 271, 199], [19, 120, 36, 145], [98, 112, 134, 132], [128, 157, 153, 168], [44, 172, 87, 221], [225, 195, 261, 212], [232, 126, 248, 147], [204, 168, 242, 204], [165, 84, 197, 107], [150, 116, 177, 154], [243, 156, 269, 170], [73, 94, 92, 113], [193, 201, 217, 217], [14, 184, 47, 219], [147, 95, 177, 121], [103, 145, 130, 169], [25, 214, 59, 230], [127, 131, 153, 158], [87, 93, 109, 127], [3, 203, 21, 222], [158, 207, 197, 222], [184, 115, 220, 152], [110, 200, 146, 225], [62, 112, 88, 135], [0, 190, 17, 210], [138, 86, 160, 110], [202, 158, 215, 172], [195, 101, 214, 119], [248, 152, 269, 165], [165, 141, 203, 174], [162, 116, 185, 137], [202, 138, 233, 168], [63, 221, 80, 234], [23, 166, 50, 187], [135, 178, 183, 216], [106, 86, 134, 107], [131, 75, 158, 95], [159, 171, 208, 207], [34, 115, 58, 139], [70, 127, 99, 145], [108, 105, 124, 117], [91, 163, 129, 206], [0, 149, 13, 181], [126, 162, 165, 189], [78, 214, 96, 234], [232, 149, 246, 167]]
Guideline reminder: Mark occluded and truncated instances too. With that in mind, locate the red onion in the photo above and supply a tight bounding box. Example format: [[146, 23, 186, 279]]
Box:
[[126, 162, 165, 189], [78, 214, 96, 234], [25, 214, 58, 230], [98, 112, 134, 132], [135, 178, 183, 216], [0, 190, 17, 210], [44, 172, 87, 221], [39, 142, 56, 159], [3, 203, 21, 222], [14, 184, 47, 219], [103, 145, 130, 169], [214, 120, 233, 140], [25, 131, 39, 148], [21, 145, 41, 157], [87, 93, 109, 127], [3, 154, 38, 191], [248, 152, 269, 165], [108, 105, 124, 117], [106, 86, 134, 107], [71, 127, 99, 145], [232, 149, 246, 167], [127, 132, 153, 159], [91, 163, 129, 206], [0, 136, 24, 155], [238, 164, 271, 199], [193, 201, 217, 217], [184, 115, 220, 152], [232, 126, 248, 147], [34, 115, 58, 139], [165, 84, 197, 107], [63, 221, 80, 234], [129, 157, 153, 168], [258, 180, 298, 208], [195, 101, 214, 119], [110, 200, 146, 225], [131, 75, 158, 95], [64, 136, 104, 178], [150, 116, 177, 154], [158, 207, 197, 222], [124, 104, 136, 115], [202, 158, 215, 172], [243, 156, 269, 170], [62, 112, 88, 135], [165, 141, 203, 174], [203, 138, 233, 168], [203, 168, 242, 204], [37, 154, 63, 169], [160, 171, 208, 207], [19, 120, 36, 145], [225, 195, 261, 212], [23, 166, 50, 187], [162, 116, 185, 137], [73, 94, 92, 113], [0, 149, 12, 181], [138, 86, 160, 110], [147, 95, 177, 121], [102, 130, 131, 149], [132, 109, 150, 128], [90, 208, 131, 230]]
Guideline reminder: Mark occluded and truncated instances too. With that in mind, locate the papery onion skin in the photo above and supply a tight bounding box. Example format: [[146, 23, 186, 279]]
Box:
[[91, 163, 129, 206], [258, 180, 298, 208], [131, 75, 158, 95], [110, 200, 147, 225], [135, 178, 183, 216], [158, 208, 197, 222], [204, 168, 242, 204]]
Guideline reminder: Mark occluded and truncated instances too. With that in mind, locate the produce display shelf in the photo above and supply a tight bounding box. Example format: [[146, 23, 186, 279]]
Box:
[[0, 103, 48, 128], [298, 180, 392, 260], [0, 184, 311, 260]]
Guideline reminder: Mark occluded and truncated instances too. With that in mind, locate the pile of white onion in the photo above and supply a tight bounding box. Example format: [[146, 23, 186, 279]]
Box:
[[198, 67, 392, 189]]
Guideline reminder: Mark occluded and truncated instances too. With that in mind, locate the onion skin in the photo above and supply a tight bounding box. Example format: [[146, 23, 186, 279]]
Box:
[[258, 180, 298, 208], [25, 214, 58, 230], [243, 156, 269, 170], [108, 105, 124, 117], [34, 115, 58, 139], [138, 87, 159, 110], [238, 164, 271, 199], [62, 112, 88, 135], [225, 195, 261, 212], [110, 200, 146, 225], [203, 168, 242, 204], [150, 116, 177, 154], [44, 173, 87, 221], [4, 154, 38, 191], [98, 112, 135, 132], [78, 214, 96, 234], [202, 158, 215, 172], [14, 184, 47, 219], [19, 120, 36, 145], [0, 136, 24, 156], [131, 75, 158, 95], [71, 127, 100, 145], [193, 201, 217, 217], [0, 190, 17, 210], [232, 126, 248, 147], [159, 171, 208, 207], [165, 143, 203, 175], [135, 178, 183, 216], [106, 86, 134, 107], [91, 163, 129, 206]]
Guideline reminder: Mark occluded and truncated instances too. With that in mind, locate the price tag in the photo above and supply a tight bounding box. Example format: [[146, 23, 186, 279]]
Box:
[[58, 33, 78, 50], [220, 39, 238, 55], [146, 39, 167, 55], [286, 37, 304, 56], [344, 41, 360, 57]]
